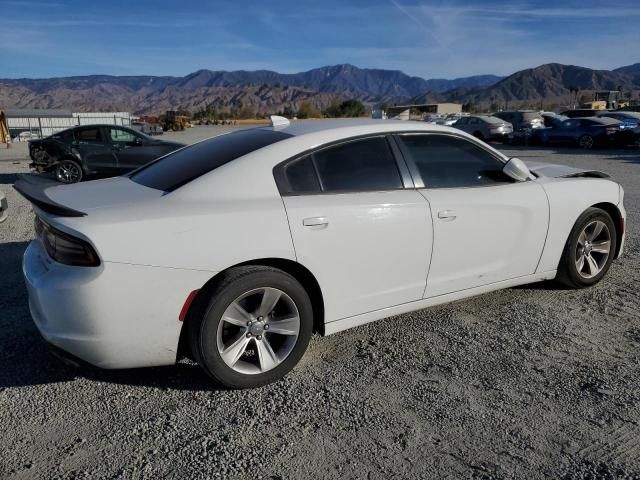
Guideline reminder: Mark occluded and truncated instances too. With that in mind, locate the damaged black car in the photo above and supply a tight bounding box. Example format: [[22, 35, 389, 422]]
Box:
[[28, 125, 185, 183]]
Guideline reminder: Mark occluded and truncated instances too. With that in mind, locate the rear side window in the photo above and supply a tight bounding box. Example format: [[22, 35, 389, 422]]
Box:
[[312, 137, 402, 192], [131, 129, 292, 191], [281, 156, 321, 194], [275, 136, 403, 194], [76, 128, 102, 143], [398, 134, 512, 188]]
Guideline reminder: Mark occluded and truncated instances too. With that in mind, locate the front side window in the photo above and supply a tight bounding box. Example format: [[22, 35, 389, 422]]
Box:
[[312, 137, 403, 192], [398, 134, 512, 188], [110, 127, 137, 143]]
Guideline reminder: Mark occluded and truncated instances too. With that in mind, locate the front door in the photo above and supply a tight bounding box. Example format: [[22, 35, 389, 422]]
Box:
[[395, 133, 549, 298], [107, 127, 153, 173], [280, 136, 433, 322]]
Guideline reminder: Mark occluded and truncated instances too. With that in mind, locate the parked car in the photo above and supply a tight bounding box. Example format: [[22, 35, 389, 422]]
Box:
[[13, 131, 41, 142], [0, 190, 7, 223], [151, 123, 164, 135], [16, 118, 626, 389], [531, 117, 631, 148], [435, 114, 466, 126], [130, 121, 155, 136], [561, 109, 605, 119], [493, 111, 544, 131], [541, 112, 568, 127], [28, 125, 185, 184], [452, 115, 513, 141], [596, 111, 640, 139]]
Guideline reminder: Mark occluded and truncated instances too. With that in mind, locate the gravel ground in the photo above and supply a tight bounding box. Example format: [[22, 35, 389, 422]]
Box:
[[1, 130, 639, 479]]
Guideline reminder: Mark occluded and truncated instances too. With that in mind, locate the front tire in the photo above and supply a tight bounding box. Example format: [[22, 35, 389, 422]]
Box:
[[556, 208, 617, 288], [188, 266, 313, 389], [55, 159, 83, 184]]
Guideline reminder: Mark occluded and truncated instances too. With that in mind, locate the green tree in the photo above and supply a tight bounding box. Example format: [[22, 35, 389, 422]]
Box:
[[323, 99, 367, 118], [297, 101, 319, 119]]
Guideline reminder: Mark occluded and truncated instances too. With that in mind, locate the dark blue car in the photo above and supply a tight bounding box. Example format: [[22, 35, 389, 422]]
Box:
[[531, 116, 632, 149]]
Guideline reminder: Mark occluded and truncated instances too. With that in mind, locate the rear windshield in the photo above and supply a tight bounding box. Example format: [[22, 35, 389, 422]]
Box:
[[131, 129, 292, 191]]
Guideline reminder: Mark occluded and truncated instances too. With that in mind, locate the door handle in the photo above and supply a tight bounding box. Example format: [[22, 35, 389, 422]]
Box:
[[438, 210, 457, 221], [303, 217, 329, 228]]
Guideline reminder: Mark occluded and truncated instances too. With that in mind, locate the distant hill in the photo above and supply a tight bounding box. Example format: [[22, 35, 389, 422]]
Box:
[[1, 62, 639, 115], [435, 63, 640, 110], [0, 65, 502, 115], [614, 63, 640, 85]]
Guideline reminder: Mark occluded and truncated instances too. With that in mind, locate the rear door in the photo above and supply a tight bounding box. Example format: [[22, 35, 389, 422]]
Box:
[[74, 126, 119, 176], [278, 136, 433, 322], [395, 133, 549, 297]]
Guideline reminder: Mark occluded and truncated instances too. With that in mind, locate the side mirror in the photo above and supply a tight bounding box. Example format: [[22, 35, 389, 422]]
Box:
[[134, 137, 144, 146], [503, 157, 532, 182]]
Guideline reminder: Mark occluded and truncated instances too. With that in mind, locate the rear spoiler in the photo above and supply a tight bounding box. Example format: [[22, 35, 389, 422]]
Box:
[[13, 175, 86, 217]]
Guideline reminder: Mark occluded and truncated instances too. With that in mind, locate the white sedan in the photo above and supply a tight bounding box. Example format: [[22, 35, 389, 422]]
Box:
[[17, 118, 626, 388]]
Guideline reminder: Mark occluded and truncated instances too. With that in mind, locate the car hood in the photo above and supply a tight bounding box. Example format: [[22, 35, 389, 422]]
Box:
[[525, 161, 609, 179]]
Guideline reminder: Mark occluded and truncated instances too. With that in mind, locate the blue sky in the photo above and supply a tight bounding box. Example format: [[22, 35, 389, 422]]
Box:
[[1, 0, 639, 79]]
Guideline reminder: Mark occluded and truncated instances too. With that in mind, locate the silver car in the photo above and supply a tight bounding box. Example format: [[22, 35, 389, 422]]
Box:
[[452, 115, 513, 141]]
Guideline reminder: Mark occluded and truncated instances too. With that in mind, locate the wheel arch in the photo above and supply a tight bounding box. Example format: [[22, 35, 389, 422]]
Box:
[[177, 257, 325, 359], [591, 202, 623, 258]]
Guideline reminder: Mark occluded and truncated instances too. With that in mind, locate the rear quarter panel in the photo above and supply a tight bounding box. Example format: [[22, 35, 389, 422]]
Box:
[[536, 177, 622, 273]]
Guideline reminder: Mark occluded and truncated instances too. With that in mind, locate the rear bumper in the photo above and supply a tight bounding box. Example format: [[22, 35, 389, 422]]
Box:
[[23, 240, 213, 369], [488, 131, 513, 140]]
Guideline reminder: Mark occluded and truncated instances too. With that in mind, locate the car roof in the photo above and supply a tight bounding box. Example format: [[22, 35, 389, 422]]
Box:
[[255, 118, 456, 137]]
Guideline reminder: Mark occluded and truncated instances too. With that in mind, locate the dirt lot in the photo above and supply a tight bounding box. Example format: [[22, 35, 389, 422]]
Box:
[[0, 128, 639, 479]]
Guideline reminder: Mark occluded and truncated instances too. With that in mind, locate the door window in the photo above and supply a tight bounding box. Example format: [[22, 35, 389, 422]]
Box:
[[398, 134, 512, 188], [281, 156, 321, 194], [110, 128, 137, 144], [312, 137, 403, 192], [76, 128, 103, 143]]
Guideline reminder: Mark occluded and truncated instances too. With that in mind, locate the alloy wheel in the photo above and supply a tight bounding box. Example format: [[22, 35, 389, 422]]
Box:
[[56, 161, 81, 183], [579, 135, 594, 149], [216, 287, 300, 375], [575, 220, 611, 279]]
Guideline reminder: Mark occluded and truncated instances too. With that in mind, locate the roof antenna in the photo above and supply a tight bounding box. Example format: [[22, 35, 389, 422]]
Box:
[[270, 115, 290, 128]]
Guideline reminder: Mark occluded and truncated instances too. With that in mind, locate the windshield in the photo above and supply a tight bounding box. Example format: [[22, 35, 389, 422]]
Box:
[[130, 128, 292, 192]]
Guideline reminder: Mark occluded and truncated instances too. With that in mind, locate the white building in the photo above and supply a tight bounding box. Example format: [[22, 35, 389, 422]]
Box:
[[5, 109, 132, 140]]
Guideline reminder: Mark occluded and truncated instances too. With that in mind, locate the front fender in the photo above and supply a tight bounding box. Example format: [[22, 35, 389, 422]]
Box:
[[536, 178, 622, 273]]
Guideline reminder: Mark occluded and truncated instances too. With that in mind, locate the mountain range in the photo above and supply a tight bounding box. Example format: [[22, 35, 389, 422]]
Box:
[[0, 63, 639, 115]]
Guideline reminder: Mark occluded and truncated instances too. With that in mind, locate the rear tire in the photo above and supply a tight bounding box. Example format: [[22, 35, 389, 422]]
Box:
[[55, 159, 83, 184], [556, 208, 616, 288], [579, 135, 594, 149], [188, 266, 313, 389]]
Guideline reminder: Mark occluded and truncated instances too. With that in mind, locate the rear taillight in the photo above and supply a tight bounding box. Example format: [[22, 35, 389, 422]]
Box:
[[34, 216, 100, 267]]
